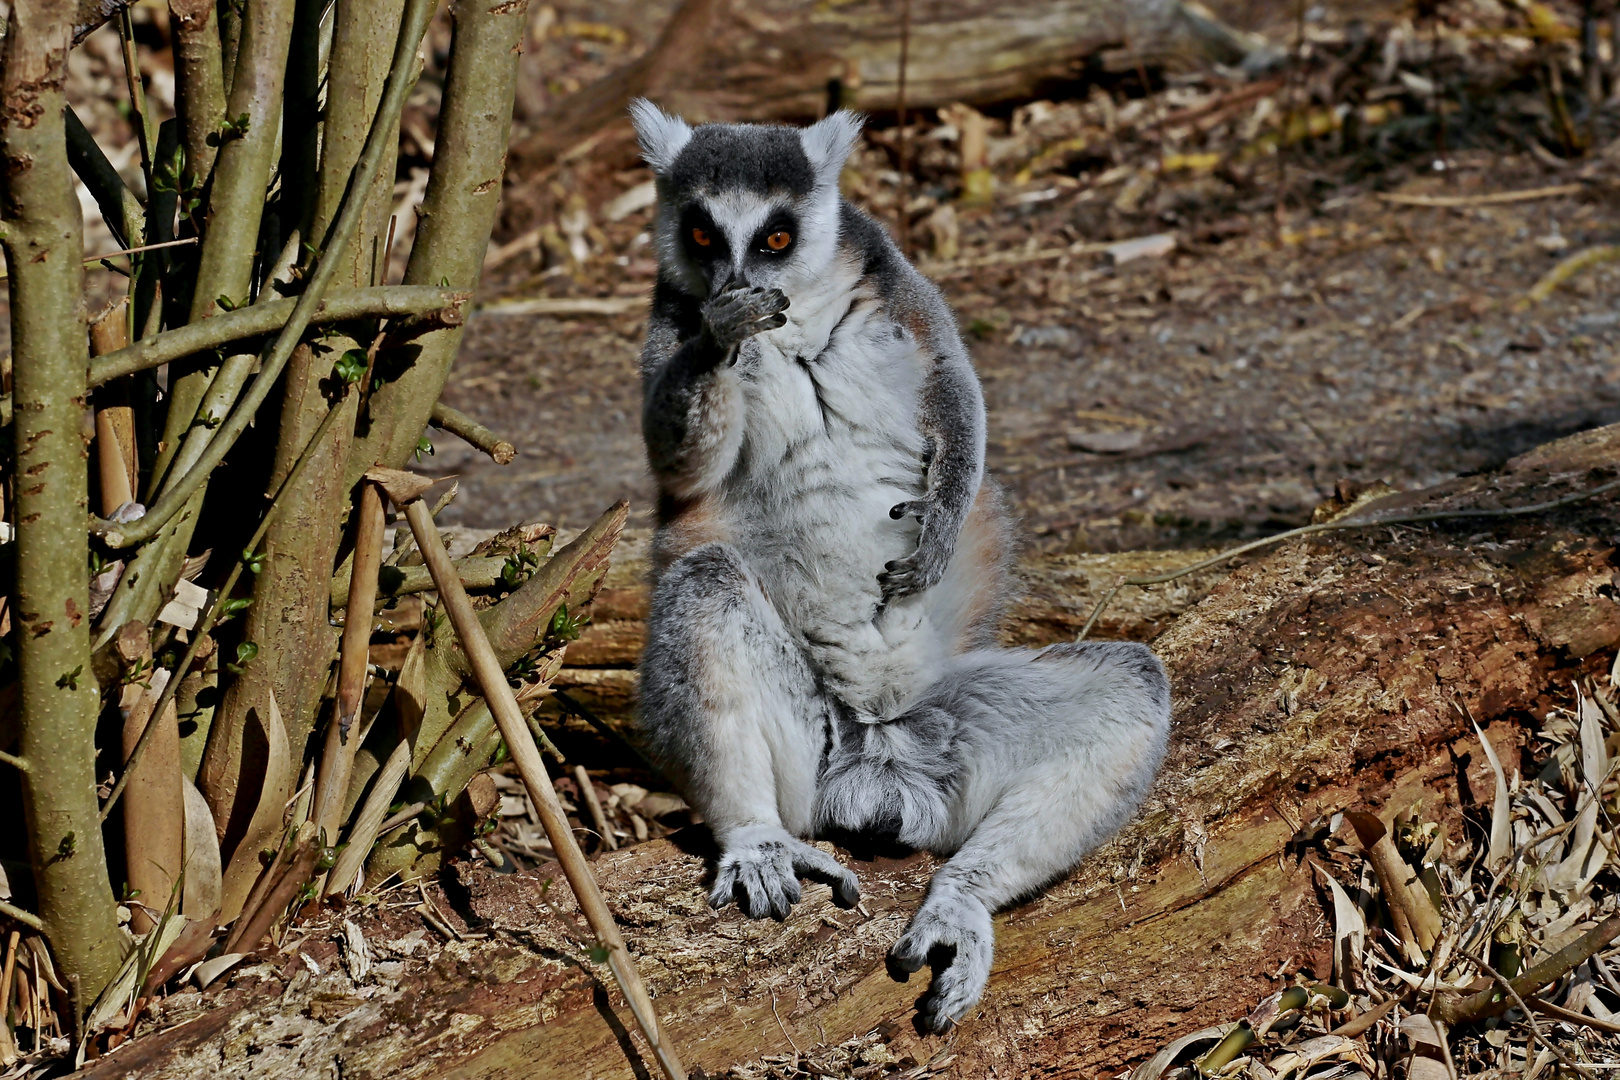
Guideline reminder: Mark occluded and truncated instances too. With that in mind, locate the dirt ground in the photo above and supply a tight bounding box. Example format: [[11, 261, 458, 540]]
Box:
[[420, 0, 1620, 558], [432, 159, 1620, 558]]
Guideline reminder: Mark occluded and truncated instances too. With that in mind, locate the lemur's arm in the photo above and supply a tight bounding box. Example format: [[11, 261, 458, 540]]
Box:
[[879, 342, 986, 602], [641, 279, 789, 497]]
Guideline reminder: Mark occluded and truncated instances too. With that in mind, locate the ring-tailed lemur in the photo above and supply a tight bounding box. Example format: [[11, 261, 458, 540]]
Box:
[[630, 100, 1172, 1033]]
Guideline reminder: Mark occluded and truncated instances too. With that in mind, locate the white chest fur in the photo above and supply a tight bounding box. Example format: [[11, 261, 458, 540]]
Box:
[[709, 268, 945, 718]]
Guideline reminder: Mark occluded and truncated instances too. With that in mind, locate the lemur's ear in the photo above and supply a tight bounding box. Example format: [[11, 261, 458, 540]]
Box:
[[800, 110, 863, 186], [629, 98, 693, 175]]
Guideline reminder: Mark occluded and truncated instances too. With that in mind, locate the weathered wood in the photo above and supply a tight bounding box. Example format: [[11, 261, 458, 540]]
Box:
[[86, 425, 1620, 1080], [512, 0, 1274, 168]]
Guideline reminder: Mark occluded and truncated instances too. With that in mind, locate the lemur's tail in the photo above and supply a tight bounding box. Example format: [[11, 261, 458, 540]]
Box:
[[818, 641, 1171, 866]]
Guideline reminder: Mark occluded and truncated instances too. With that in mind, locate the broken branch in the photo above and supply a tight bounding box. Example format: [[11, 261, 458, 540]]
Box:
[[430, 401, 517, 464]]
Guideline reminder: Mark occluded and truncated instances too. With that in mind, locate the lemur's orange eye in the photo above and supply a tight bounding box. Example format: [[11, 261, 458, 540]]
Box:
[[766, 231, 792, 251], [691, 227, 711, 247]]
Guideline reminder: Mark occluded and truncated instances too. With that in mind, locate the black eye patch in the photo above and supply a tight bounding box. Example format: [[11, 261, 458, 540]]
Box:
[[751, 211, 799, 255], [680, 208, 727, 259]]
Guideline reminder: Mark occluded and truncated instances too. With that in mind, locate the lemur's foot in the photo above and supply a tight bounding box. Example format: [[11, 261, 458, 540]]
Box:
[[879, 498, 951, 602], [886, 890, 994, 1034], [703, 286, 790, 351], [709, 825, 860, 921]]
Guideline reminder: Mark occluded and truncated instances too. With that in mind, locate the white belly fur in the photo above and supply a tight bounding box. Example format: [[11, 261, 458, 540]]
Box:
[[713, 277, 946, 719]]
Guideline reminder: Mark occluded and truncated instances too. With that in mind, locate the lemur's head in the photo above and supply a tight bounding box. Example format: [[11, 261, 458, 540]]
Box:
[[629, 100, 862, 301]]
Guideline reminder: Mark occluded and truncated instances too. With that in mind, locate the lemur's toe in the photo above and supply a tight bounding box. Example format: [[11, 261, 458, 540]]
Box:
[[832, 871, 861, 909], [885, 938, 928, 980]]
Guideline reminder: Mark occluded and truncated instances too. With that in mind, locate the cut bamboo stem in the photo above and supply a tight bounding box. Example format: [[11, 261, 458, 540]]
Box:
[[312, 480, 387, 843], [429, 400, 516, 464], [89, 301, 136, 516], [375, 467, 684, 1080]]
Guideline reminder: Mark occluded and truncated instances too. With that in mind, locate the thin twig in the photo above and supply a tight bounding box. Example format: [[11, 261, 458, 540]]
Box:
[[1527, 994, 1620, 1036], [0, 750, 28, 773], [553, 688, 657, 770], [79, 286, 466, 387], [0, 901, 44, 933], [573, 764, 618, 852], [375, 801, 429, 836], [1454, 946, 1594, 1080], [1076, 474, 1620, 640], [1376, 184, 1583, 208]]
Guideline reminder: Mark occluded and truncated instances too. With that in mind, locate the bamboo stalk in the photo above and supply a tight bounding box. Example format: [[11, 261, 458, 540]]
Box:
[[344, 0, 528, 483], [94, 0, 437, 551], [148, 0, 300, 493], [102, 373, 359, 822], [312, 481, 387, 843], [2, 0, 126, 1000], [376, 468, 684, 1080], [168, 0, 227, 197]]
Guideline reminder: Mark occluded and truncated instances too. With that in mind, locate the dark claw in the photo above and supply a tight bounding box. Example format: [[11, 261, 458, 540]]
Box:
[[886, 953, 916, 982], [890, 503, 907, 519]]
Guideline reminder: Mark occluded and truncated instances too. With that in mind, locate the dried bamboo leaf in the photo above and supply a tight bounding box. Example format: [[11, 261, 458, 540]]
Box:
[[1131, 1024, 1229, 1080], [1313, 861, 1366, 989], [1470, 719, 1513, 872], [217, 691, 293, 923], [180, 778, 222, 920]]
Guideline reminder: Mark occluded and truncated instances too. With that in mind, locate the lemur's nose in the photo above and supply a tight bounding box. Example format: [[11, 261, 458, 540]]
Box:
[[712, 266, 750, 297]]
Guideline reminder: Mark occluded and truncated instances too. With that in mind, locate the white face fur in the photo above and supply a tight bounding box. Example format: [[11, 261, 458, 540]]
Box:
[[628, 100, 863, 303]]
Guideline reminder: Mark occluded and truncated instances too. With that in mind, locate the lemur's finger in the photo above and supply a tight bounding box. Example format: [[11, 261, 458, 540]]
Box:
[[737, 863, 772, 919], [753, 312, 788, 333], [790, 841, 861, 908], [709, 862, 740, 909], [888, 499, 928, 521]]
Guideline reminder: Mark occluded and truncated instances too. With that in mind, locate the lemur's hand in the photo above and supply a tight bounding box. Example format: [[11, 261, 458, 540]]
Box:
[[709, 825, 860, 920], [703, 286, 790, 352], [879, 497, 953, 602]]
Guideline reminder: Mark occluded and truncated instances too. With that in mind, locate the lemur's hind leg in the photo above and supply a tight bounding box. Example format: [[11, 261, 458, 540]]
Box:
[[639, 542, 860, 920], [847, 641, 1171, 1032]]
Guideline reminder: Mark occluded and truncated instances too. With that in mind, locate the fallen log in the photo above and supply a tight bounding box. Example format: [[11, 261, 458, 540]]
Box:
[[89, 424, 1620, 1079], [511, 0, 1277, 169]]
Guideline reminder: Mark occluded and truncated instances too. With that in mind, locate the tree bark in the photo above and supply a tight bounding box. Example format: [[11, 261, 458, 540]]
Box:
[[80, 424, 1620, 1078], [3, 0, 126, 1001], [511, 0, 1274, 169]]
